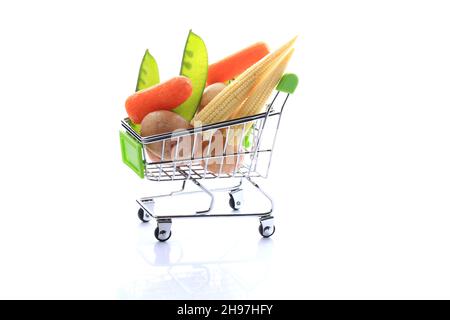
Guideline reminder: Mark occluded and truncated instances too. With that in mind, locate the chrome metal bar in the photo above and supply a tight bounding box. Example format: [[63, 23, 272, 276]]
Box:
[[142, 212, 270, 219], [245, 176, 273, 216], [158, 139, 166, 181], [218, 125, 231, 176], [233, 125, 246, 177], [145, 169, 263, 181], [251, 93, 278, 173], [203, 130, 213, 178], [177, 170, 215, 214], [134, 112, 269, 144], [248, 119, 263, 176], [171, 180, 186, 195], [191, 178, 214, 214], [171, 136, 180, 181], [139, 180, 186, 201], [164, 177, 242, 195], [187, 130, 199, 180], [121, 111, 283, 144], [137, 176, 271, 220], [141, 139, 149, 180], [265, 94, 290, 177]]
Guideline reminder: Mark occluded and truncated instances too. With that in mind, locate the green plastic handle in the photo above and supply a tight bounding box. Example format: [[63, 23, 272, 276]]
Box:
[[276, 73, 298, 94]]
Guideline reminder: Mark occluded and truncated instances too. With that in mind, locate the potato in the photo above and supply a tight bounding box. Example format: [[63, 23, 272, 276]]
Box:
[[201, 128, 244, 175], [198, 83, 227, 112], [140, 110, 201, 162]]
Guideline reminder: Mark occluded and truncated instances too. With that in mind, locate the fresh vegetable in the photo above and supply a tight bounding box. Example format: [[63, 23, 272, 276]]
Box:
[[207, 42, 269, 85], [125, 76, 193, 124], [232, 48, 294, 119], [140, 110, 201, 161], [136, 49, 160, 91], [173, 30, 208, 122], [191, 36, 297, 125], [198, 83, 226, 112], [130, 49, 160, 134], [202, 129, 244, 174], [229, 49, 294, 151]]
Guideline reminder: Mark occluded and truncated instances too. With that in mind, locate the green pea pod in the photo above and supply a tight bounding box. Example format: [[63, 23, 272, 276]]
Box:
[[131, 49, 160, 134], [173, 30, 208, 121], [136, 49, 160, 91]]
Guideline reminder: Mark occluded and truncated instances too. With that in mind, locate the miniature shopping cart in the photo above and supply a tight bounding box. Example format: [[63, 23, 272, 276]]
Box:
[[120, 74, 298, 241]]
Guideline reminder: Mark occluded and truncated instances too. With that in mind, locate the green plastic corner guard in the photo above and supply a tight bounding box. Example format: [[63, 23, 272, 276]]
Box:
[[276, 73, 299, 94], [119, 131, 144, 179]]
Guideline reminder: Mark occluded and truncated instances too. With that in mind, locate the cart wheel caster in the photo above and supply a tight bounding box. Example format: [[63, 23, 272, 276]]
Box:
[[229, 198, 237, 210], [137, 208, 150, 223], [229, 188, 243, 210], [154, 227, 171, 242], [154, 219, 172, 242], [259, 216, 275, 238], [259, 224, 275, 238]]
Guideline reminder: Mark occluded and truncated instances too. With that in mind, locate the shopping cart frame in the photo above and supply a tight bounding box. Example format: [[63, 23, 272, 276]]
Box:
[[120, 73, 298, 241]]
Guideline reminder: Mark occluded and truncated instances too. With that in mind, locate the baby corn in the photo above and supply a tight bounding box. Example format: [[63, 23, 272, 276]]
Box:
[[191, 36, 297, 126], [232, 48, 294, 119]]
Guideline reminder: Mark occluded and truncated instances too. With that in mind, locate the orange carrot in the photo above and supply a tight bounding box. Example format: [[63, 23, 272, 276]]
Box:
[[125, 76, 192, 124], [207, 42, 270, 85]]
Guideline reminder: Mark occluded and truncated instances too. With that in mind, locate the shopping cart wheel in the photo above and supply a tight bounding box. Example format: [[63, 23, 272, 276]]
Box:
[[154, 227, 172, 242], [229, 188, 243, 210], [154, 219, 172, 242], [229, 198, 237, 210], [259, 216, 275, 238], [137, 208, 150, 223], [259, 224, 275, 238]]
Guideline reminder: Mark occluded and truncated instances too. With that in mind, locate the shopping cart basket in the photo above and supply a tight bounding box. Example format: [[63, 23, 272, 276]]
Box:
[[120, 73, 298, 241]]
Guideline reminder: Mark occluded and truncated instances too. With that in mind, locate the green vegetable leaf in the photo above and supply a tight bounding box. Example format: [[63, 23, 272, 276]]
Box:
[[135, 49, 160, 92], [173, 30, 208, 121]]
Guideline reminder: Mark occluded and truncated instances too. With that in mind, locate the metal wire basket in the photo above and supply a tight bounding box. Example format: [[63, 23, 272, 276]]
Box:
[[120, 73, 298, 241]]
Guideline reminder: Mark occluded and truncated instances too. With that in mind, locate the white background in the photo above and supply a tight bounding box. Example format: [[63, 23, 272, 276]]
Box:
[[0, 0, 449, 299]]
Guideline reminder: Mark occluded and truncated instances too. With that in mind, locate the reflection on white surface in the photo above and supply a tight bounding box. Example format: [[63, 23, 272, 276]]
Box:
[[118, 219, 274, 299]]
